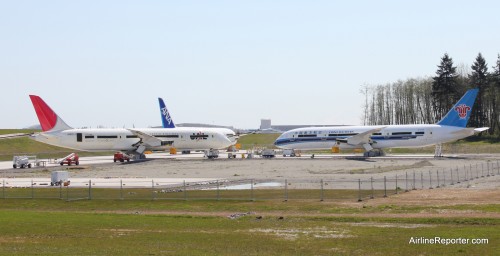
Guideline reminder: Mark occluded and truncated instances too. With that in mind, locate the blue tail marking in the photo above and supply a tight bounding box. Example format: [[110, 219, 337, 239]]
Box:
[[158, 97, 175, 128], [437, 88, 478, 127]]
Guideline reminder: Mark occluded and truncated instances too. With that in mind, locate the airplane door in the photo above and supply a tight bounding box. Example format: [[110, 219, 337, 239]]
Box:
[[426, 128, 433, 142], [77, 133, 82, 142]]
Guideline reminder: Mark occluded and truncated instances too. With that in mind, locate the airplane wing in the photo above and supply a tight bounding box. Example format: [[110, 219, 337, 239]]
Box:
[[127, 129, 162, 147], [346, 127, 385, 145]]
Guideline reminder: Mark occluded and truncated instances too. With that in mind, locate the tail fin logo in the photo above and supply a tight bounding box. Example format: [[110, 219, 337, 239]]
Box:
[[161, 107, 172, 125], [455, 104, 471, 119]]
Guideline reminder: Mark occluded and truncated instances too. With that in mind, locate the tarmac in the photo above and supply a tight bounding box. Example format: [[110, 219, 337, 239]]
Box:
[[1, 151, 499, 190]]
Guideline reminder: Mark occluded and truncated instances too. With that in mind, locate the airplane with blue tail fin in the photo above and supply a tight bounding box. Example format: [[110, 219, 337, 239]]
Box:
[[274, 88, 489, 154], [158, 97, 175, 128], [158, 97, 238, 145]]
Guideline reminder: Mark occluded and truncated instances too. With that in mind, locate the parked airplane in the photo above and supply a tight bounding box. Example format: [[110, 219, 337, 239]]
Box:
[[274, 88, 489, 154], [29, 95, 233, 156], [158, 97, 238, 144]]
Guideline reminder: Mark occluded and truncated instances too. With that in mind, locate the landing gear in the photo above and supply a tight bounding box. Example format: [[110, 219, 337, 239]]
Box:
[[363, 149, 385, 157], [204, 149, 219, 159], [434, 143, 443, 158]]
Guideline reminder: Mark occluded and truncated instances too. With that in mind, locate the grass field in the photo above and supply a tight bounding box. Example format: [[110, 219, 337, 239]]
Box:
[[0, 130, 113, 161], [0, 129, 40, 135], [0, 197, 498, 255], [237, 133, 281, 149]]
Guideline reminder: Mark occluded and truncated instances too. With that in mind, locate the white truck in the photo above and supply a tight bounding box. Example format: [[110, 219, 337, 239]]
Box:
[[51, 171, 70, 186], [204, 149, 219, 159], [261, 149, 276, 158], [282, 149, 296, 157], [12, 155, 37, 169]]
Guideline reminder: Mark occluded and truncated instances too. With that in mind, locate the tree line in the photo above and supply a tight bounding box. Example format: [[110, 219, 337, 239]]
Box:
[[361, 53, 500, 136]]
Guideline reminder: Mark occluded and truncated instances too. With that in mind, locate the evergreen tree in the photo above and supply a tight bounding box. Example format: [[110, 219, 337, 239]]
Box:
[[469, 53, 489, 128], [432, 53, 459, 121], [489, 54, 500, 135]]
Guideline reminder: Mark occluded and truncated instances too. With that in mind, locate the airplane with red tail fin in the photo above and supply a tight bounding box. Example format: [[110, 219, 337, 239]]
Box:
[[29, 95, 233, 157]]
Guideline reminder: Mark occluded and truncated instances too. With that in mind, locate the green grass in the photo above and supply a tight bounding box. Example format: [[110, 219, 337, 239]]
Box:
[[0, 198, 498, 255], [0, 129, 40, 135], [237, 133, 281, 149], [0, 136, 113, 161]]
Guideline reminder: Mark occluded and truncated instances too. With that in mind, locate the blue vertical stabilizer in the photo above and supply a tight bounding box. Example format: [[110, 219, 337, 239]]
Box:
[[437, 88, 478, 127], [158, 97, 175, 128]]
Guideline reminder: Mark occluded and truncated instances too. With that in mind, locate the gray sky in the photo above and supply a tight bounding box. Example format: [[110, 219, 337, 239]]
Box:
[[1, 1, 499, 129]]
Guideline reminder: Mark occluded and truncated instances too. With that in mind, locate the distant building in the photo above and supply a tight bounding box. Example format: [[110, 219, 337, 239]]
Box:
[[260, 119, 272, 130]]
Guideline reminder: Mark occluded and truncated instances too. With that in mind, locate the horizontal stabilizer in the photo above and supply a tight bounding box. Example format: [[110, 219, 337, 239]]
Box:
[[450, 127, 490, 137], [474, 127, 489, 133]]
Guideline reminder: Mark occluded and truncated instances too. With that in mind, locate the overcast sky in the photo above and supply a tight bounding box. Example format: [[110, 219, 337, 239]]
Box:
[[1, 1, 499, 129]]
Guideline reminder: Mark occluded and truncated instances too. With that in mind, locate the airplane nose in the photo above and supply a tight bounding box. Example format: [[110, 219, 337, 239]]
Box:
[[219, 133, 232, 148]]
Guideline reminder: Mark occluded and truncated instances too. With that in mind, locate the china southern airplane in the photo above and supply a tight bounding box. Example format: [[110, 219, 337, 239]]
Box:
[[29, 95, 233, 155], [274, 88, 489, 154], [158, 97, 238, 145]]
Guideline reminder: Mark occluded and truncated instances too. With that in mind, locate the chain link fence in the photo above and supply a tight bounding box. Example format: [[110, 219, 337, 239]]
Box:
[[2, 160, 499, 202]]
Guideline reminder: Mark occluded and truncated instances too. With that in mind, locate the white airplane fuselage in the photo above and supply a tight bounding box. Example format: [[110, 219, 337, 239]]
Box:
[[32, 127, 232, 152], [274, 124, 475, 150]]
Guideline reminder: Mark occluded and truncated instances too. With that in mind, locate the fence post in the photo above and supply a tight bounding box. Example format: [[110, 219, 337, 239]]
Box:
[[497, 160, 499, 175], [429, 170, 433, 189], [357, 179, 362, 202], [88, 180, 92, 200], [469, 164, 473, 180], [487, 162, 491, 177], [395, 175, 398, 194], [442, 169, 445, 187], [320, 179, 324, 201], [370, 177, 374, 199], [383, 176, 387, 197], [251, 179, 254, 201], [456, 168, 460, 183], [151, 180, 155, 200], [31, 179, 34, 199], [405, 172, 409, 192], [413, 171, 416, 190], [421, 172, 424, 189], [436, 171, 440, 188], [120, 179, 123, 200], [481, 163, 484, 177], [183, 180, 187, 201], [217, 180, 220, 201], [284, 179, 288, 202], [497, 160, 500, 175]]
